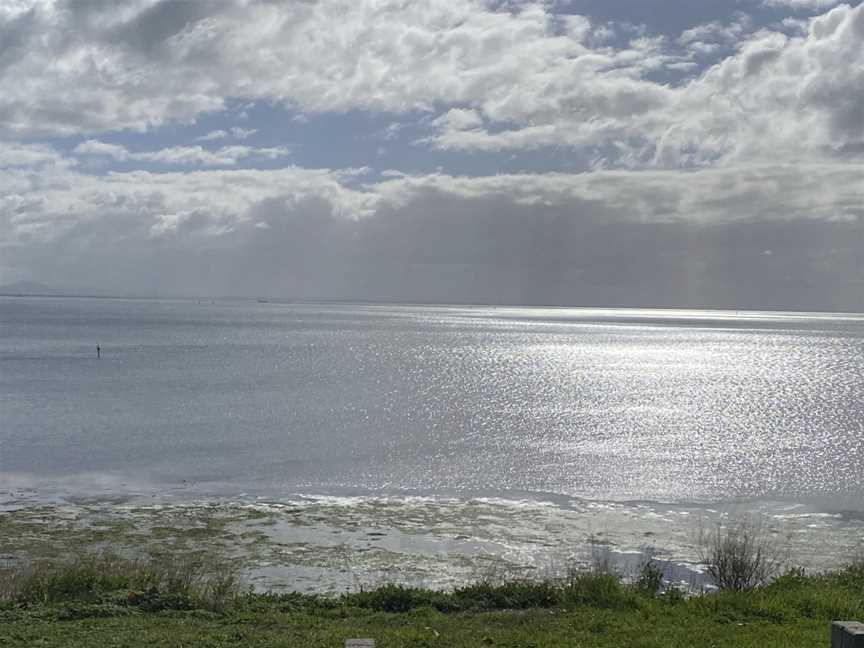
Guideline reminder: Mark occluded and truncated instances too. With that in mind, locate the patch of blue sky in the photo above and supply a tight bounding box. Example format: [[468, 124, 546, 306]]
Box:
[[293, 111, 599, 180], [52, 98, 264, 162], [55, 97, 599, 179], [557, 0, 855, 37]]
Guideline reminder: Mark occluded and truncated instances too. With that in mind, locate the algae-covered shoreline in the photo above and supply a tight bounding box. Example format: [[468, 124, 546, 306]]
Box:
[[2, 490, 863, 594], [3, 492, 864, 646]]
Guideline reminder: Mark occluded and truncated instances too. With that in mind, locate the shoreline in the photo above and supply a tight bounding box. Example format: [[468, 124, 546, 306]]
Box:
[[4, 293, 864, 319], [3, 489, 862, 596]]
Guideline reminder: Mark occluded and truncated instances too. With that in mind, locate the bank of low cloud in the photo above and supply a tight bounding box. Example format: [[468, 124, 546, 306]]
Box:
[[2, 160, 862, 310]]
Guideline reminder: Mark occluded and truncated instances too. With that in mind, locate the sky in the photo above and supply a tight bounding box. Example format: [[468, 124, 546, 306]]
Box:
[[1, 0, 863, 310]]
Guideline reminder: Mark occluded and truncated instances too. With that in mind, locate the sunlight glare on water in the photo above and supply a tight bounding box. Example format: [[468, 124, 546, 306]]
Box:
[[1, 298, 863, 508]]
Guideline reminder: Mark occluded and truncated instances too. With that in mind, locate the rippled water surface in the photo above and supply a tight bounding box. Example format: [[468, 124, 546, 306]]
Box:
[[4, 297, 864, 584], [3, 296, 863, 506]]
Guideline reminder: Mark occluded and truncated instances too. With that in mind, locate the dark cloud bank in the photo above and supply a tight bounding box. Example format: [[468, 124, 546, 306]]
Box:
[[15, 190, 864, 312]]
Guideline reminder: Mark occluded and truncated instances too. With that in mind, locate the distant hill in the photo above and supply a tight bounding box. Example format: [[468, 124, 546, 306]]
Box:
[[0, 281, 93, 296]]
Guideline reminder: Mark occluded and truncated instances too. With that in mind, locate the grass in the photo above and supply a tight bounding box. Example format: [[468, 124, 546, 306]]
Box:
[[0, 553, 238, 614], [0, 554, 862, 647]]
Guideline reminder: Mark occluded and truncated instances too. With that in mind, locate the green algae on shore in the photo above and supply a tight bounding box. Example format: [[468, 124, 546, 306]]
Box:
[[2, 496, 862, 596]]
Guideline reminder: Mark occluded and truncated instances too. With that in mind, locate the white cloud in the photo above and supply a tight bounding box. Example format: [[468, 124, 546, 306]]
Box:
[[372, 165, 864, 225], [0, 142, 74, 169], [6, 147, 862, 257], [656, 6, 864, 166], [431, 109, 484, 132], [0, 1, 671, 136], [196, 128, 257, 142], [426, 4, 864, 170], [759, 0, 841, 10], [2, 1, 860, 172], [138, 145, 244, 167], [230, 127, 257, 139], [4, 148, 862, 248], [73, 139, 131, 160], [679, 13, 753, 49], [196, 130, 228, 142], [73, 141, 289, 167]]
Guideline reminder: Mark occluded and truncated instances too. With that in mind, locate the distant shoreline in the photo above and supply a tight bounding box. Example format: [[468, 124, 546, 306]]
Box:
[[2, 291, 863, 318]]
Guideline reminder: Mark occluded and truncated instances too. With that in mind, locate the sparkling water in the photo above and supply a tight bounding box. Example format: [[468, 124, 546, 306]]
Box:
[[2, 297, 863, 585]]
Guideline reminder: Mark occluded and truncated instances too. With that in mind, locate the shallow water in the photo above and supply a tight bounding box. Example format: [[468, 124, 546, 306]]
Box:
[[2, 297, 863, 587]]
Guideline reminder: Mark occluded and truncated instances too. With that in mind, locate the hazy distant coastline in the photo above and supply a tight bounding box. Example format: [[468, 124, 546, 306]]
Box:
[[3, 285, 864, 318], [0, 281, 99, 298]]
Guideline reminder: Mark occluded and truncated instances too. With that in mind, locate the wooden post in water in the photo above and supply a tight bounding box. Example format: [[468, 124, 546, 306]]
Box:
[[833, 621, 864, 648]]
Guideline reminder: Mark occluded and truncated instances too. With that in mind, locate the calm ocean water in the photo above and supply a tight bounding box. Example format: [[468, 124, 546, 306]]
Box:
[[2, 297, 863, 586], [3, 296, 864, 504]]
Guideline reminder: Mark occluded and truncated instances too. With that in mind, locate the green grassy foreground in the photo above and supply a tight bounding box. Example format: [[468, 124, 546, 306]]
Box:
[[1, 557, 862, 647]]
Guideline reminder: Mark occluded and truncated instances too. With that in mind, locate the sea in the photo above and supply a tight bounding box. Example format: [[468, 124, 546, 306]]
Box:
[[2, 296, 863, 591]]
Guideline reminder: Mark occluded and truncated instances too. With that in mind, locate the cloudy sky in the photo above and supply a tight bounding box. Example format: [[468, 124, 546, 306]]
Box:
[[1, 0, 863, 310]]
